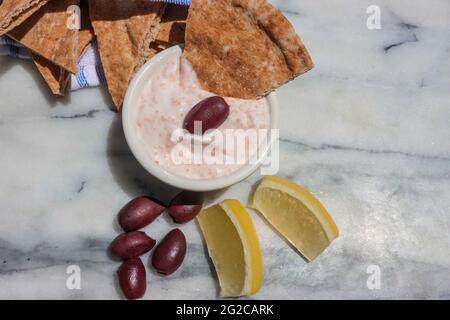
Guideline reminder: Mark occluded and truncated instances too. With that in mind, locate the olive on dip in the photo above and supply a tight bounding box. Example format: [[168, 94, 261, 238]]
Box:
[[183, 96, 230, 135]]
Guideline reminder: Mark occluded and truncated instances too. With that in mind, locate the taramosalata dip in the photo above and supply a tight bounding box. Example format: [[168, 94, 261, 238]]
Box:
[[135, 55, 270, 179]]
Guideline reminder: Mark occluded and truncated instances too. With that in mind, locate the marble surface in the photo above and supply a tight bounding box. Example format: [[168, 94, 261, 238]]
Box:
[[1, 0, 450, 299]]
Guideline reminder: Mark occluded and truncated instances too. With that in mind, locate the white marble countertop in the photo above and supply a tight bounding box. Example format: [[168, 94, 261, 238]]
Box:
[[1, 0, 450, 299]]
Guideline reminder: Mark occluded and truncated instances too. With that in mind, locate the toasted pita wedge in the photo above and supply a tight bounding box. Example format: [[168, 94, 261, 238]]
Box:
[[184, 0, 314, 99], [90, 0, 166, 110], [77, 0, 94, 58], [156, 4, 188, 46], [143, 4, 188, 65], [32, 54, 69, 96], [146, 5, 188, 64], [8, 0, 79, 74], [145, 41, 169, 61], [32, 2, 94, 96], [0, 0, 49, 36]]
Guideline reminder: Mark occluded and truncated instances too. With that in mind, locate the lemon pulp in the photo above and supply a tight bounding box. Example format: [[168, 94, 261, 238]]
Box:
[[250, 176, 339, 261], [197, 199, 263, 297]]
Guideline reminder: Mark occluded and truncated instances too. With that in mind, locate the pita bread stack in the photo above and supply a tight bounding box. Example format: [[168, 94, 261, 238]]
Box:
[[184, 0, 314, 99], [31, 0, 93, 96], [0, 0, 49, 36], [8, 0, 79, 74], [89, 0, 166, 110], [1, 0, 314, 111]]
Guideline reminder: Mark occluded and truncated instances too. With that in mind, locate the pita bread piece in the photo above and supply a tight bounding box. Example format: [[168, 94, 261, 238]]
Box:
[[32, 1, 94, 97], [77, 0, 94, 57], [8, 0, 79, 74], [184, 0, 314, 99], [32, 54, 69, 96], [0, 0, 49, 36], [156, 4, 188, 46], [145, 4, 188, 63], [89, 0, 166, 110]]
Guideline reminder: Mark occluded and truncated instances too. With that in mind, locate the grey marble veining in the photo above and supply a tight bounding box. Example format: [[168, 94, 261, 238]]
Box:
[[0, 0, 450, 299]]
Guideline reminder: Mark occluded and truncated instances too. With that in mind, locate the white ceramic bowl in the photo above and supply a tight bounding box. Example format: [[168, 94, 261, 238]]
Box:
[[122, 45, 279, 191]]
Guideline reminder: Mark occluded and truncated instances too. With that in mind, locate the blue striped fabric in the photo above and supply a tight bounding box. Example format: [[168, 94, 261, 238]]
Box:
[[71, 42, 103, 91], [0, 36, 30, 59]]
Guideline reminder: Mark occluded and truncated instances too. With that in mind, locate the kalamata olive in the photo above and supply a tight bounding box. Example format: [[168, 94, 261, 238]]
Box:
[[152, 229, 187, 275], [117, 257, 146, 300], [110, 231, 156, 260], [183, 96, 230, 135], [118, 196, 166, 231], [168, 191, 204, 223]]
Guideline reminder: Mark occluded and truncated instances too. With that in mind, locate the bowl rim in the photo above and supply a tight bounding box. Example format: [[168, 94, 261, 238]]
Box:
[[122, 45, 279, 191]]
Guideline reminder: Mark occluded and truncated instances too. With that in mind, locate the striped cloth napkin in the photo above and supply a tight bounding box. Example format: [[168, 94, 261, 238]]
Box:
[[0, 0, 190, 91], [0, 36, 30, 59]]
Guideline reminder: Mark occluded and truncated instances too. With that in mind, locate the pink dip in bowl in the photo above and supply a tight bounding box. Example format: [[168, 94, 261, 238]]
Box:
[[135, 55, 271, 179]]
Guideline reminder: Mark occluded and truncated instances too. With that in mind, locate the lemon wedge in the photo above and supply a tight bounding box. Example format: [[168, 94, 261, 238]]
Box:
[[249, 176, 339, 261], [196, 199, 263, 297]]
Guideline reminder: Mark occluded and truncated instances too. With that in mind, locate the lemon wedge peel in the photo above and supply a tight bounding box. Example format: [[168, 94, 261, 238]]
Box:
[[197, 199, 263, 297], [249, 175, 339, 261], [221, 199, 263, 295]]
